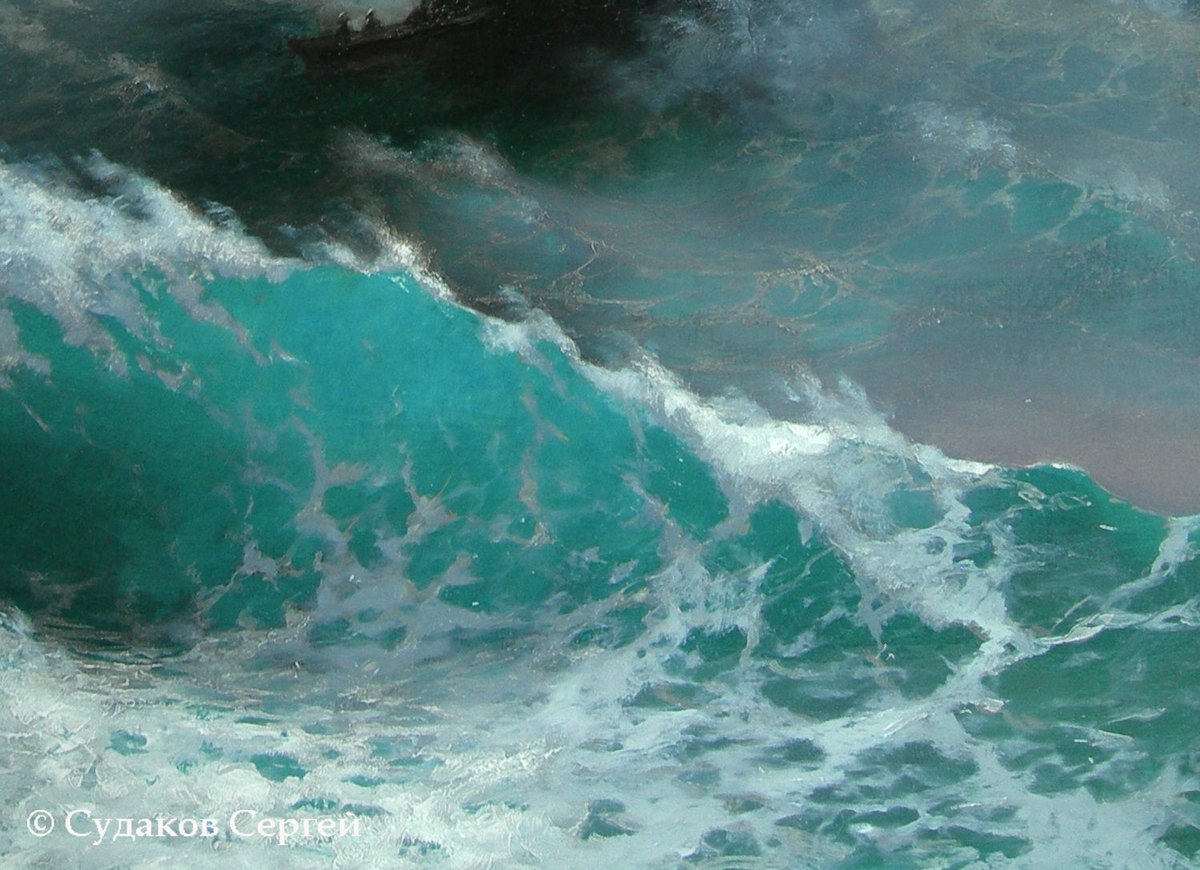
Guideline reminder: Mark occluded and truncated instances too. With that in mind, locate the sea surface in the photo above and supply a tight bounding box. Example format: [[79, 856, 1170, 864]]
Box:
[[2, 0, 1200, 866]]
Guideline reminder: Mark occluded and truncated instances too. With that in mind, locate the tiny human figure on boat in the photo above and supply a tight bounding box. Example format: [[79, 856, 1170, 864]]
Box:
[[363, 8, 383, 33], [335, 11, 351, 39]]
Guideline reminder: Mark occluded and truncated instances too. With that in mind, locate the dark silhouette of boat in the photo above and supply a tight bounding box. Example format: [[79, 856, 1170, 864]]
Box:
[[289, 5, 499, 67], [289, 0, 667, 71]]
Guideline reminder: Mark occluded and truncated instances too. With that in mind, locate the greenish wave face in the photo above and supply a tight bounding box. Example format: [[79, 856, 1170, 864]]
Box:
[[1, 255, 723, 636], [3, 0, 1200, 865]]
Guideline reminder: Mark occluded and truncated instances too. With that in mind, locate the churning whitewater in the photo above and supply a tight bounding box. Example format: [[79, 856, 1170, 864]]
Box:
[[2, 0, 1200, 866]]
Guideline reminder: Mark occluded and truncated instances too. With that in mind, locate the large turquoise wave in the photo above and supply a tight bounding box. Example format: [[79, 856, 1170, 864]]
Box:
[[1, 153, 1198, 866]]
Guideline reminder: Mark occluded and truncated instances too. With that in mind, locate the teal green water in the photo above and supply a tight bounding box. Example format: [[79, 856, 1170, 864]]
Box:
[[3, 0, 1200, 866]]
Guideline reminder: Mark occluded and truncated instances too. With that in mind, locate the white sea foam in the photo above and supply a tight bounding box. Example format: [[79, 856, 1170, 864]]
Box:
[[0, 152, 287, 377], [0, 149, 449, 384], [1152, 514, 1200, 574], [611, 0, 871, 120], [339, 130, 548, 228], [907, 101, 1019, 166], [583, 351, 1023, 643]]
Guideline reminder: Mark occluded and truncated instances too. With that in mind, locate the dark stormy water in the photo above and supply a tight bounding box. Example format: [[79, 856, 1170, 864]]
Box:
[[2, 0, 1200, 865]]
